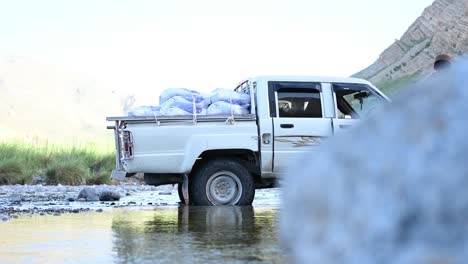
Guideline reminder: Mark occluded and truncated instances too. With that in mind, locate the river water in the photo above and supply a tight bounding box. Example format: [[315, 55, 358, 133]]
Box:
[[0, 189, 285, 264]]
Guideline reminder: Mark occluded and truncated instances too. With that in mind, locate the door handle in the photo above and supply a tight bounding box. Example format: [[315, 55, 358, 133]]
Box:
[[280, 124, 294, 129], [339, 124, 352, 129]]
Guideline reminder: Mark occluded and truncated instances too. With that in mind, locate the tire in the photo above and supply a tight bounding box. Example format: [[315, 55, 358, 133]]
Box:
[[190, 159, 255, 206]]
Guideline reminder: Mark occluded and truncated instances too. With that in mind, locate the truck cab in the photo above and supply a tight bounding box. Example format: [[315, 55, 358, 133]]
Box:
[[107, 76, 389, 206], [253, 76, 388, 177]]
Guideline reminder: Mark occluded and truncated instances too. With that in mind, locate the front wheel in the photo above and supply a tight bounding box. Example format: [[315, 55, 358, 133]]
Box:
[[190, 159, 255, 206]]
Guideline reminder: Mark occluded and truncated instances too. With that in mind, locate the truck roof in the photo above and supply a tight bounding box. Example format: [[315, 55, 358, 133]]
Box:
[[251, 75, 373, 85]]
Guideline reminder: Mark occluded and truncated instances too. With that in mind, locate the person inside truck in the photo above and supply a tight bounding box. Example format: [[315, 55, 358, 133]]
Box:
[[278, 98, 322, 118]]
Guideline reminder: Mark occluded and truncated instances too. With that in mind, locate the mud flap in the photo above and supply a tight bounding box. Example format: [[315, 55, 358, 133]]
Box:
[[111, 170, 127, 181], [182, 174, 189, 204]]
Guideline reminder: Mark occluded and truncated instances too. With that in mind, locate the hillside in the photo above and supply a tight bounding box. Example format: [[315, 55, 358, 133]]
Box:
[[354, 0, 468, 94], [0, 57, 133, 143]]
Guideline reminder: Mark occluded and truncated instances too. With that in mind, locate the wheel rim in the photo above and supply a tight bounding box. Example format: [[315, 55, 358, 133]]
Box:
[[206, 171, 242, 205]]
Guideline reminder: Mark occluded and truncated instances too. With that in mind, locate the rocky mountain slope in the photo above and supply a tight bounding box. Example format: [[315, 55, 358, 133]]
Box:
[[354, 0, 468, 92], [0, 57, 133, 143]]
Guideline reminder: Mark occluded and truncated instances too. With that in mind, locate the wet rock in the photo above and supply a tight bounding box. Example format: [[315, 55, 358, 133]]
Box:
[[1, 215, 9, 221], [282, 60, 468, 264], [77, 187, 99, 202], [96, 209, 103, 213], [99, 190, 121, 201], [71, 209, 80, 214], [31, 176, 46, 185], [67, 197, 75, 202], [8, 195, 22, 203]]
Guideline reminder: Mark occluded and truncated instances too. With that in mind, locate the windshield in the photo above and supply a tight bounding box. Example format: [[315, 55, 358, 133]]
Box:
[[333, 84, 387, 119]]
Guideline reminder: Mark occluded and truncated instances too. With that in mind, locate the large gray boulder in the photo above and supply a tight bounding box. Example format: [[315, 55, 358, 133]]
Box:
[[77, 187, 100, 202], [99, 190, 121, 201], [281, 59, 468, 264]]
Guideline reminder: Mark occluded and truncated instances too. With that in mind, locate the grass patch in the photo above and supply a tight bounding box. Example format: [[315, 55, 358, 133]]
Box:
[[0, 159, 26, 184], [375, 71, 423, 96], [0, 141, 115, 185]]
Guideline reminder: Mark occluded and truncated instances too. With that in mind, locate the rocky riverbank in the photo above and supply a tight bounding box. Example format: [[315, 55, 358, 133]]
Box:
[[0, 184, 179, 221]]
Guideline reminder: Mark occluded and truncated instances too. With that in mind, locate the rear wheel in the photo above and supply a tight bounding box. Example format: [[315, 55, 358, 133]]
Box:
[[190, 159, 255, 206]]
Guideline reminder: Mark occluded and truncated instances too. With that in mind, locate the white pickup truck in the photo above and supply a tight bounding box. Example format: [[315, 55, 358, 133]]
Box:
[[107, 76, 389, 205]]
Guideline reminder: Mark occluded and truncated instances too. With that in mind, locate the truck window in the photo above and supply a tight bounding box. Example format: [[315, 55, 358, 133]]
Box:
[[277, 88, 322, 118], [333, 84, 384, 119]]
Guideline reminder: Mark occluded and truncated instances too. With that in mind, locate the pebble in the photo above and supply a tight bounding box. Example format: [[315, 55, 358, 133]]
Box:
[[1, 215, 9, 221], [96, 209, 103, 213]]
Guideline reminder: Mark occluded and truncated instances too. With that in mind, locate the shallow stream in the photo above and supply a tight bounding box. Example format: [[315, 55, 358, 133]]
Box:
[[0, 189, 285, 264]]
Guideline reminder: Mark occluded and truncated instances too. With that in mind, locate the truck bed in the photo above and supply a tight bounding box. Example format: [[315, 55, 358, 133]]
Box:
[[107, 114, 259, 175]]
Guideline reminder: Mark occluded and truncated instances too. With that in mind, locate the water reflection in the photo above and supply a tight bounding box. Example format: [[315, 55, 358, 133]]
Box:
[[112, 206, 283, 263]]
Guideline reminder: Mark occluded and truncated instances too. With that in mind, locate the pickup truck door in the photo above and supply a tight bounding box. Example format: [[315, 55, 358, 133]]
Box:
[[270, 81, 333, 172], [331, 83, 387, 134]]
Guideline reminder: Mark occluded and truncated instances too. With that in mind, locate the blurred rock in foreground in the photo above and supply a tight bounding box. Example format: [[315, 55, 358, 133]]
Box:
[[281, 58, 468, 264]]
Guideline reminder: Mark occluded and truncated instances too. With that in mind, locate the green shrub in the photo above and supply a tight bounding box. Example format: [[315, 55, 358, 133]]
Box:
[[0, 159, 27, 185], [46, 157, 89, 185], [87, 155, 115, 185]]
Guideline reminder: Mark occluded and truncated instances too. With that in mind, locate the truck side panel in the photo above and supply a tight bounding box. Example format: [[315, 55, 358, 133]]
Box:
[[121, 121, 258, 174]]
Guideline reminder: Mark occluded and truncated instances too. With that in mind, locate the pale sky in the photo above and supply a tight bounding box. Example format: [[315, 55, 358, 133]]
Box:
[[0, 0, 434, 102]]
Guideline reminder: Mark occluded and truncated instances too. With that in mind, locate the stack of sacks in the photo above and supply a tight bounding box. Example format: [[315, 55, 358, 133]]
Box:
[[160, 96, 208, 115], [159, 88, 209, 115], [207, 89, 250, 115], [159, 88, 206, 105], [127, 106, 161, 117], [127, 88, 251, 116]]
